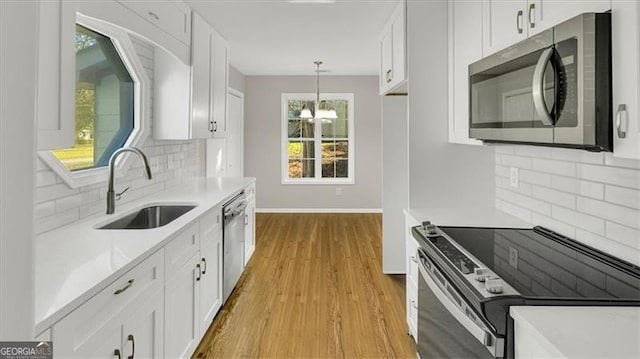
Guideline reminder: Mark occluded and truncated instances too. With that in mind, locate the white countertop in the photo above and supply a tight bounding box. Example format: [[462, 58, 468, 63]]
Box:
[[406, 207, 532, 228], [34, 177, 255, 334], [511, 306, 640, 359]]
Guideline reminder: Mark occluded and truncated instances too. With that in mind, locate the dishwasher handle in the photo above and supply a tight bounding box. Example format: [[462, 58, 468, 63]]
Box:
[[224, 199, 247, 222]]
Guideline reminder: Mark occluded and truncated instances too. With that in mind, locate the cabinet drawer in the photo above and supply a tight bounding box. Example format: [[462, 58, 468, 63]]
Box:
[[406, 236, 419, 288], [200, 205, 222, 248], [117, 0, 190, 45], [52, 250, 164, 350], [165, 222, 200, 279]]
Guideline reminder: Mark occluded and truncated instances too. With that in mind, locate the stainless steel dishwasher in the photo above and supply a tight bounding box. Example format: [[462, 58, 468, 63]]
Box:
[[222, 192, 247, 304]]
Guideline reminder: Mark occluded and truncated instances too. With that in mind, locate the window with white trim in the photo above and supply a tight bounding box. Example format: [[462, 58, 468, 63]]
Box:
[[39, 14, 149, 189], [281, 93, 354, 184]]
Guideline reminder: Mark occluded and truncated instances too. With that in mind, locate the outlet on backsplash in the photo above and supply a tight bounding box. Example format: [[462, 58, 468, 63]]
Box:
[[509, 247, 519, 269]]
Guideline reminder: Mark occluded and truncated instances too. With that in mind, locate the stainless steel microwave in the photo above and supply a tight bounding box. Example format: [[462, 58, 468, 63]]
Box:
[[469, 13, 612, 152]]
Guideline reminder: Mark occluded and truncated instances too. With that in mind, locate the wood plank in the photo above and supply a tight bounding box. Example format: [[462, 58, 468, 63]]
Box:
[[194, 213, 416, 358]]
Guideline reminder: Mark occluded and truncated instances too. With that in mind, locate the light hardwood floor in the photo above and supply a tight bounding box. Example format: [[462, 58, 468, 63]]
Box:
[[193, 213, 416, 358]]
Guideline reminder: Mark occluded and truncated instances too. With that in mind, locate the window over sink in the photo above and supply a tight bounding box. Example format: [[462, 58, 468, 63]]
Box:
[[281, 93, 355, 184], [39, 14, 149, 188]]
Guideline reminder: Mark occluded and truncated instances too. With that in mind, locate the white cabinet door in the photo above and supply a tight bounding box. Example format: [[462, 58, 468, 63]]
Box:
[[191, 12, 214, 139], [379, 27, 393, 94], [448, 0, 483, 145], [37, 0, 75, 150], [199, 236, 223, 334], [53, 318, 122, 359], [121, 290, 164, 359], [211, 29, 229, 138], [379, 1, 406, 95], [115, 0, 191, 46], [227, 89, 244, 177], [482, 0, 527, 56], [612, 0, 640, 159], [164, 254, 201, 359], [244, 198, 256, 265], [528, 0, 611, 35]]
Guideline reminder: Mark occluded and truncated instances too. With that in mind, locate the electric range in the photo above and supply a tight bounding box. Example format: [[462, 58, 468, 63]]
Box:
[[411, 222, 640, 359]]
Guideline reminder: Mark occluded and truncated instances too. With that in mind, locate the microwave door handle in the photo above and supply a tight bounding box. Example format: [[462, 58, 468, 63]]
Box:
[[532, 47, 555, 126]]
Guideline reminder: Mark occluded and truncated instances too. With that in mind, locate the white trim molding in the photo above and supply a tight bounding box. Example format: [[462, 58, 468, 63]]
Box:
[[38, 13, 150, 189], [281, 93, 356, 185], [256, 208, 382, 214]]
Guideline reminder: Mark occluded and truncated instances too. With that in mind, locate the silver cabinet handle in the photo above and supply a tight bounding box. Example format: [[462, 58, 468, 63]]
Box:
[[411, 255, 418, 263], [196, 264, 202, 281], [148, 11, 159, 20], [410, 299, 418, 309], [616, 104, 628, 138], [127, 334, 135, 359], [528, 3, 535, 28], [386, 69, 392, 83], [208, 121, 214, 132], [114, 279, 134, 295], [532, 47, 555, 126], [201, 257, 207, 275], [114, 349, 121, 359], [244, 214, 249, 226], [213, 121, 218, 132], [516, 10, 524, 34]]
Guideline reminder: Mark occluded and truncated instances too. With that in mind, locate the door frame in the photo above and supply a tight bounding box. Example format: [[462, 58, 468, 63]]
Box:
[[228, 87, 244, 177]]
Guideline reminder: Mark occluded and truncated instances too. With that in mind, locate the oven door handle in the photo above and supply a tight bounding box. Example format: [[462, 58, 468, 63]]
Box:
[[417, 249, 500, 353], [532, 46, 556, 126]]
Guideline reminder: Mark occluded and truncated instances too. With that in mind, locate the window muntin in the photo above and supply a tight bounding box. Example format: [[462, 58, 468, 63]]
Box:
[[282, 94, 354, 184], [52, 24, 135, 171]]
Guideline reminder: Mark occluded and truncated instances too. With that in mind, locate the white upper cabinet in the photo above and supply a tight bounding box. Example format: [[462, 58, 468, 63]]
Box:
[[448, 0, 483, 145], [483, 0, 611, 56], [154, 11, 229, 140], [115, 0, 191, 46], [612, 0, 640, 159], [379, 0, 406, 95], [37, 0, 75, 150]]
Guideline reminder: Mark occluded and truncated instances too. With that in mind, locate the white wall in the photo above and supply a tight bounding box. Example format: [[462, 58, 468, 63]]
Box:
[[495, 145, 640, 265], [1, 0, 36, 340], [244, 76, 382, 210], [35, 36, 204, 235], [407, 0, 495, 209]]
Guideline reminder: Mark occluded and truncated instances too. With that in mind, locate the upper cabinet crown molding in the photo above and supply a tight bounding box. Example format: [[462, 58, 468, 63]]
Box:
[[379, 0, 406, 95], [154, 11, 229, 140]]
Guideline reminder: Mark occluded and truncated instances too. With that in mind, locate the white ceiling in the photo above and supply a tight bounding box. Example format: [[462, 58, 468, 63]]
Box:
[[185, 0, 398, 76]]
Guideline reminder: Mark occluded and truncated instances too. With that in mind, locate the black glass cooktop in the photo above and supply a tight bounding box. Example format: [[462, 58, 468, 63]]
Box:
[[432, 226, 640, 300]]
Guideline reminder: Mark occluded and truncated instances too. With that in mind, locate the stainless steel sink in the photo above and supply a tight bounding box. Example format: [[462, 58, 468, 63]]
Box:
[[99, 205, 196, 230]]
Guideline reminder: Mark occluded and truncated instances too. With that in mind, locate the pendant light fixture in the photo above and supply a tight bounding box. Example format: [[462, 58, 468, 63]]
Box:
[[300, 61, 337, 120]]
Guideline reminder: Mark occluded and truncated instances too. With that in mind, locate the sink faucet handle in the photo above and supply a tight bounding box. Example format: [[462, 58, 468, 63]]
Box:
[[116, 187, 130, 200]]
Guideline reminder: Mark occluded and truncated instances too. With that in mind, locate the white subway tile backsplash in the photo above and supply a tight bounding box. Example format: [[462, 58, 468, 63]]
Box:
[[604, 153, 640, 169], [532, 186, 576, 209], [35, 208, 79, 234], [550, 176, 604, 200], [36, 170, 57, 187], [35, 202, 55, 219], [519, 169, 551, 186], [577, 197, 640, 230], [605, 222, 640, 249], [495, 145, 640, 266], [532, 158, 576, 177], [55, 193, 85, 213], [605, 185, 640, 210], [551, 148, 604, 165], [552, 206, 605, 236], [577, 164, 640, 189], [36, 184, 79, 203], [500, 154, 533, 169]]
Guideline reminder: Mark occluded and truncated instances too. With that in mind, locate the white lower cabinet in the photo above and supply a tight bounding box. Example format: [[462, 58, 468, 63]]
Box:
[[52, 250, 165, 359], [244, 196, 256, 265], [199, 205, 223, 334], [164, 253, 201, 359], [404, 214, 419, 341]]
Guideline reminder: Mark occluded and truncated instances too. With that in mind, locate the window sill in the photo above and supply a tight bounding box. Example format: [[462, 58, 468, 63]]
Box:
[[281, 178, 355, 185]]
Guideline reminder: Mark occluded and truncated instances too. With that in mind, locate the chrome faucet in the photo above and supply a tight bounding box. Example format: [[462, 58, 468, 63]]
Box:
[[106, 147, 152, 214]]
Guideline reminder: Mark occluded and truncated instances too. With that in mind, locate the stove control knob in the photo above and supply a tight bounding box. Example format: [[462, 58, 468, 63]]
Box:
[[474, 268, 491, 282], [422, 221, 437, 235], [485, 278, 504, 294], [421, 221, 431, 230]]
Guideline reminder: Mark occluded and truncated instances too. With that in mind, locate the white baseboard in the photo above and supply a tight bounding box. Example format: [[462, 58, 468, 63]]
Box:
[[256, 208, 382, 214]]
